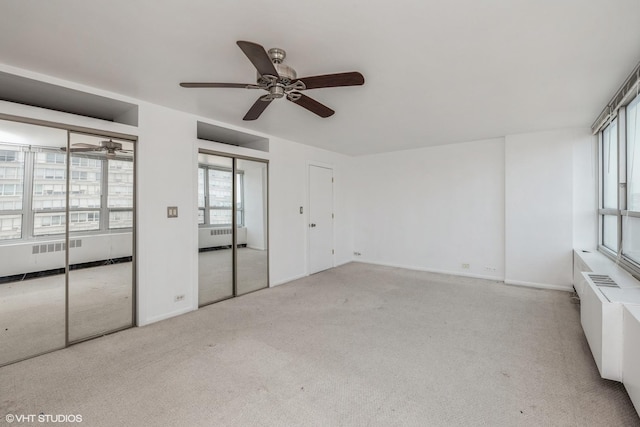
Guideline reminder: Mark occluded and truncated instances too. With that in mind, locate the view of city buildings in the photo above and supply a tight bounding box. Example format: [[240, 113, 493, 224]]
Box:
[[0, 143, 133, 241], [198, 166, 243, 227]]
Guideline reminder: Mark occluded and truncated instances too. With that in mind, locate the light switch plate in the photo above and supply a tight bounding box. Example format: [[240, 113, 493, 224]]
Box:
[[167, 206, 178, 218]]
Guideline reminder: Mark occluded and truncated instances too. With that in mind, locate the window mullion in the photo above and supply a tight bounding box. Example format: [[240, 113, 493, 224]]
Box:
[[620, 106, 628, 211], [618, 109, 626, 257], [23, 149, 34, 240], [101, 158, 108, 232], [204, 166, 210, 225]]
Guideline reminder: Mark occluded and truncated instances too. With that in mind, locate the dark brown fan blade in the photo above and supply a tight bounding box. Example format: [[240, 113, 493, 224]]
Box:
[[297, 72, 364, 90], [288, 93, 335, 118], [180, 82, 254, 89], [243, 96, 273, 121], [71, 143, 99, 148], [236, 41, 278, 77], [63, 147, 101, 153]]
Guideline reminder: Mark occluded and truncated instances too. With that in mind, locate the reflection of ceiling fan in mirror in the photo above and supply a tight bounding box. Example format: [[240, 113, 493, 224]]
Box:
[[61, 139, 132, 159]]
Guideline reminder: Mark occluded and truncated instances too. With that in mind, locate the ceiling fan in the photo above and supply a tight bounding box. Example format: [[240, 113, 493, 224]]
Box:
[[180, 40, 365, 120], [61, 139, 132, 159]]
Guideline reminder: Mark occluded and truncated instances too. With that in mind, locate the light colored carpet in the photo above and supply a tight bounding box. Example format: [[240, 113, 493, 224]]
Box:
[[1, 262, 638, 426], [0, 262, 133, 366], [198, 247, 268, 305]]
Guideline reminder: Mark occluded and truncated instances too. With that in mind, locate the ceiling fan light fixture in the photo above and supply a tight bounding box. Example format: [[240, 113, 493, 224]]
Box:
[[269, 85, 285, 99]]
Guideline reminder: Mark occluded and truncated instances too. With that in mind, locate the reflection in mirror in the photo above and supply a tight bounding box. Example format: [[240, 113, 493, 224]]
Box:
[[236, 159, 268, 295], [0, 119, 67, 365], [198, 153, 234, 305], [67, 133, 135, 342]]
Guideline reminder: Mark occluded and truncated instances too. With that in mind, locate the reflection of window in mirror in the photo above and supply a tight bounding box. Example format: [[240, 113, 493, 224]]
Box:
[[0, 145, 25, 241], [0, 120, 136, 365], [0, 143, 134, 241], [197, 164, 244, 227]]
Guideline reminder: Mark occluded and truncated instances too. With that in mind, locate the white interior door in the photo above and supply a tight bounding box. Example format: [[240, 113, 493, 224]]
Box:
[[309, 165, 334, 274]]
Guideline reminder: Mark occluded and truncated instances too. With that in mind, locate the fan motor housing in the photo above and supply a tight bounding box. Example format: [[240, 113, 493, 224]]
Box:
[[256, 48, 297, 84], [257, 63, 296, 84], [274, 63, 296, 82]]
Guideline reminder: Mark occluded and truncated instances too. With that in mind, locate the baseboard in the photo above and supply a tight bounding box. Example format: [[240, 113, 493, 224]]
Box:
[[504, 279, 573, 292], [271, 273, 308, 287], [139, 306, 196, 326], [353, 259, 504, 281]]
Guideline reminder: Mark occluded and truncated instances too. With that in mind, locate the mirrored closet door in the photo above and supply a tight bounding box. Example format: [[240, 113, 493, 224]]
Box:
[[0, 119, 136, 366], [0, 120, 67, 365], [197, 154, 234, 305], [235, 158, 268, 295], [67, 133, 135, 343], [197, 151, 268, 306]]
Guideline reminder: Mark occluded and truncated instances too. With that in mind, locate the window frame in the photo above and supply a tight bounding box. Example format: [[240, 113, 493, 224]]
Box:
[[197, 164, 244, 228], [599, 119, 621, 253], [598, 92, 640, 278], [0, 145, 26, 240], [0, 144, 133, 243]]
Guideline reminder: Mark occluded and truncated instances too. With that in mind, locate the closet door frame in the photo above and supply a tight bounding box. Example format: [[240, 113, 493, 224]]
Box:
[[0, 114, 137, 365], [65, 130, 137, 345], [197, 149, 269, 300]]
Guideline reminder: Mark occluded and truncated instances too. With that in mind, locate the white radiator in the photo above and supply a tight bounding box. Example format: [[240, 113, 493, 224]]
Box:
[[581, 272, 640, 381], [198, 227, 247, 249], [623, 305, 640, 415]]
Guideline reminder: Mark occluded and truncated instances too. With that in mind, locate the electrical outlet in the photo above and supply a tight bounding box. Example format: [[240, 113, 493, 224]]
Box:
[[174, 294, 185, 302], [353, 251, 362, 256], [484, 266, 497, 272], [461, 263, 470, 269]]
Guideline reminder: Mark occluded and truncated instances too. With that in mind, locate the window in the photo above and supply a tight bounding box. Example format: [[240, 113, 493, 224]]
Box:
[[627, 95, 640, 210], [107, 159, 133, 229], [197, 168, 206, 225], [32, 150, 68, 236], [197, 165, 244, 227], [623, 94, 640, 263], [0, 150, 17, 162], [598, 92, 640, 273], [69, 211, 100, 232], [0, 142, 134, 242], [0, 215, 21, 240], [109, 210, 133, 229], [600, 120, 619, 251], [0, 145, 24, 240]]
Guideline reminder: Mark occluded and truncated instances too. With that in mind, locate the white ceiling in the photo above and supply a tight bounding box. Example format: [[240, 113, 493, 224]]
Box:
[[1, 0, 639, 155]]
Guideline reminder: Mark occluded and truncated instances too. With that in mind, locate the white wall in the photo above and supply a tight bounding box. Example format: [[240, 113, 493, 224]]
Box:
[[505, 128, 595, 291], [267, 137, 354, 285], [0, 64, 600, 329], [573, 134, 598, 250], [0, 65, 354, 327], [351, 129, 597, 290], [352, 138, 506, 280], [244, 163, 267, 250], [139, 106, 355, 324], [135, 103, 196, 324]]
